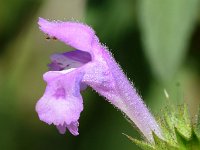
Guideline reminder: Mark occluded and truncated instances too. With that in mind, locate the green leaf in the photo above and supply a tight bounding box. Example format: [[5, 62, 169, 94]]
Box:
[[175, 105, 192, 140], [123, 133, 154, 150], [152, 132, 178, 150], [138, 0, 199, 81], [174, 127, 187, 149], [194, 106, 200, 140]]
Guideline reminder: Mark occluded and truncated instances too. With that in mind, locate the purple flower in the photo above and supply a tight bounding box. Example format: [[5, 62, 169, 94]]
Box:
[[36, 18, 162, 142]]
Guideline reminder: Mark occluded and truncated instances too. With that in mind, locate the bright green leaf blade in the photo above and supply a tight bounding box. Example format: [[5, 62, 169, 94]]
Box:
[[194, 106, 200, 140], [175, 105, 192, 140], [123, 133, 155, 150], [139, 0, 199, 81], [152, 132, 178, 150]]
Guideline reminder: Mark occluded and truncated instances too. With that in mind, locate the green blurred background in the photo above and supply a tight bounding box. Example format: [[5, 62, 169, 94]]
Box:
[[0, 0, 200, 149]]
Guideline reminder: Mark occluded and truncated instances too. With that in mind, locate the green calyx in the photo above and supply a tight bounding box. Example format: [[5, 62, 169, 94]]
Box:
[[125, 104, 200, 150]]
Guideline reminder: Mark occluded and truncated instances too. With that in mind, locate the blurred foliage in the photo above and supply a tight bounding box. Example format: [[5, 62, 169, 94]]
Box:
[[0, 0, 200, 150], [138, 0, 200, 82], [0, 0, 42, 55]]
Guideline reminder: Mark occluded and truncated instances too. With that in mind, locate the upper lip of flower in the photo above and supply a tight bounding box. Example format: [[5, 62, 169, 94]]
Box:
[[38, 17, 97, 56]]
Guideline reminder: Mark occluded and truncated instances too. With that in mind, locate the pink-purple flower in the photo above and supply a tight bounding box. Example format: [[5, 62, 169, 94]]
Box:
[[36, 18, 162, 142]]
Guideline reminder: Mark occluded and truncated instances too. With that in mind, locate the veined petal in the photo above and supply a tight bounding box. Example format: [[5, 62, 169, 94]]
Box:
[[36, 70, 84, 134], [56, 121, 79, 135], [48, 50, 92, 71]]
